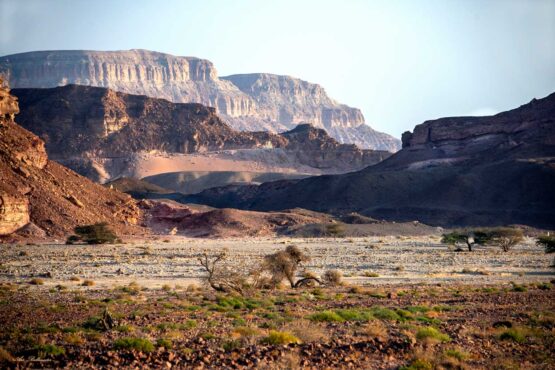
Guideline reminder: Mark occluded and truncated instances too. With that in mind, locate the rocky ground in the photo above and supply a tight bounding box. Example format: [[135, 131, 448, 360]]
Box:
[[1, 237, 553, 289], [0, 237, 553, 369]]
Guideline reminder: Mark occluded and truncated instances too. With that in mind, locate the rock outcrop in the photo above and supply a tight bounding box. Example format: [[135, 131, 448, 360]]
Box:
[[12, 85, 390, 182], [184, 92, 555, 229], [222, 73, 401, 151], [0, 50, 400, 151], [0, 193, 29, 236], [0, 78, 145, 238]]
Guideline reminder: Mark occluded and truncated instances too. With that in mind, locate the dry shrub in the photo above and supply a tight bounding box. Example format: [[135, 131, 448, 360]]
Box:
[[284, 320, 327, 343], [0, 347, 15, 363], [82, 280, 95, 287], [263, 245, 320, 288], [198, 248, 262, 295], [365, 321, 389, 342], [322, 270, 343, 286]]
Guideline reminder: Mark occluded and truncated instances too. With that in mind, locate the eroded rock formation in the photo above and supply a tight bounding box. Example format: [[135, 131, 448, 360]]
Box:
[[184, 92, 555, 228], [0, 78, 145, 238], [0, 50, 400, 151], [13, 85, 390, 182]]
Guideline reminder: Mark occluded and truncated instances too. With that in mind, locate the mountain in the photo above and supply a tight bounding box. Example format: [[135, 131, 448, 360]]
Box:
[[11, 85, 390, 183], [184, 92, 555, 228], [221, 73, 400, 151], [0, 49, 400, 151], [0, 79, 144, 238]]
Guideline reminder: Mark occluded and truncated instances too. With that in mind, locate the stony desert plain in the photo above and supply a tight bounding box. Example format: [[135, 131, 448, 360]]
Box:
[[0, 236, 553, 369]]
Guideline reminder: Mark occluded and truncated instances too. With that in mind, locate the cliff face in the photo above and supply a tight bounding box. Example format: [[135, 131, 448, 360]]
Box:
[[12, 85, 390, 182], [222, 73, 400, 151], [0, 79, 144, 238], [184, 92, 555, 229], [0, 49, 256, 118], [0, 50, 400, 151]]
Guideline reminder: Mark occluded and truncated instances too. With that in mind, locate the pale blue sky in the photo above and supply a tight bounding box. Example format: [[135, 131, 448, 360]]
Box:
[[1, 0, 554, 138]]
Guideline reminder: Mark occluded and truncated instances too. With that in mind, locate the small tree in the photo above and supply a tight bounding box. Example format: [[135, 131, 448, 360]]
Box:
[[488, 228, 524, 252], [67, 222, 118, 244], [198, 248, 251, 295], [537, 235, 555, 267], [441, 230, 489, 251], [537, 235, 555, 254], [264, 245, 320, 288], [442, 228, 523, 252]]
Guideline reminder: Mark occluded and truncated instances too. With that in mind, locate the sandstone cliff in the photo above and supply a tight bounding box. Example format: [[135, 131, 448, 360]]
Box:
[[0, 79, 144, 238], [0, 50, 400, 151], [184, 92, 555, 228], [13, 85, 390, 182], [223, 73, 401, 151]]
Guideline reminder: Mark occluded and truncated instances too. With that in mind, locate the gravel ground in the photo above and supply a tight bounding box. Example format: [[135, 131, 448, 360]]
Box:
[[0, 236, 553, 289]]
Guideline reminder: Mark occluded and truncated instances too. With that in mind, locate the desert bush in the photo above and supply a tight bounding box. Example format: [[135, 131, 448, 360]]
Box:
[[260, 330, 301, 345], [322, 269, 343, 286], [537, 235, 555, 254], [325, 223, 346, 237], [415, 327, 450, 342], [198, 248, 260, 295], [34, 344, 65, 358], [264, 245, 320, 288], [308, 311, 345, 322], [113, 337, 154, 352], [29, 278, 44, 285], [67, 222, 118, 244]]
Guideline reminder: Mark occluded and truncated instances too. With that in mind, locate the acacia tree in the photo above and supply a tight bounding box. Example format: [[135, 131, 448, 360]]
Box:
[[442, 228, 523, 252], [537, 235, 555, 267], [264, 245, 321, 288]]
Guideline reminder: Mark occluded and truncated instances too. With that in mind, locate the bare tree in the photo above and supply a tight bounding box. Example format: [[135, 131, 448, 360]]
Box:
[[198, 248, 249, 295]]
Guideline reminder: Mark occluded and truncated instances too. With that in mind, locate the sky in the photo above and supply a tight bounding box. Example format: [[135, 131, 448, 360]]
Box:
[[1, 0, 554, 138]]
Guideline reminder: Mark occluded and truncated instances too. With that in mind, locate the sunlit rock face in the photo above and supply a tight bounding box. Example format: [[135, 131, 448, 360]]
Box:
[[0, 49, 400, 151]]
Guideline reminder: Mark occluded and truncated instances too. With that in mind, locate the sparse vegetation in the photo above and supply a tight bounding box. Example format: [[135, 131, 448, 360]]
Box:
[[322, 269, 343, 286], [29, 278, 44, 285], [66, 222, 119, 245], [442, 228, 523, 252], [415, 327, 450, 342], [261, 331, 301, 345], [114, 337, 154, 352]]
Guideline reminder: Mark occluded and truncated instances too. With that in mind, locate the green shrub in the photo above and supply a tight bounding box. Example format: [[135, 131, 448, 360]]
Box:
[[156, 338, 173, 349], [415, 327, 450, 342], [261, 331, 301, 345], [537, 235, 555, 253], [371, 307, 401, 321], [308, 311, 345, 322], [334, 309, 373, 322], [400, 358, 433, 370], [69, 222, 118, 244], [114, 337, 154, 352], [34, 344, 65, 358], [499, 328, 526, 343], [444, 349, 469, 361]]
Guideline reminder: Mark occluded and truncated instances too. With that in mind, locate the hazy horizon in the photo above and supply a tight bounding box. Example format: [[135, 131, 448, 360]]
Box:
[[1, 0, 554, 138]]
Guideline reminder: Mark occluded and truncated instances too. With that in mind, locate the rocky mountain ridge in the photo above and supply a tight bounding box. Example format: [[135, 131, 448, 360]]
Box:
[[12, 85, 390, 182], [0, 49, 400, 151], [0, 79, 144, 238], [184, 93, 555, 228]]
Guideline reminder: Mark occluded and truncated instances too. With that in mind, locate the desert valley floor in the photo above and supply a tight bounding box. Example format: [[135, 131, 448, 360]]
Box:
[[1, 237, 554, 369], [1, 237, 553, 289]]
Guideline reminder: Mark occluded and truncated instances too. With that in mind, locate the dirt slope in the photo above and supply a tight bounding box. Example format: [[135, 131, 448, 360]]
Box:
[[0, 79, 145, 239]]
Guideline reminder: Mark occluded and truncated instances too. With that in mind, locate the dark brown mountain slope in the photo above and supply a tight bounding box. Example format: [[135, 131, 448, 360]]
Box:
[[184, 93, 555, 228], [0, 80, 144, 238], [12, 85, 390, 182]]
